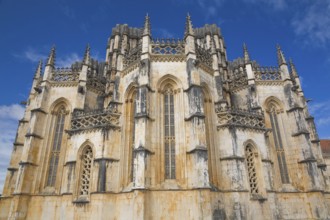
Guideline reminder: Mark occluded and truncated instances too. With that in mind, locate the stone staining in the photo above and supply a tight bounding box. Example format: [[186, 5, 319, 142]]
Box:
[[1, 15, 329, 220]]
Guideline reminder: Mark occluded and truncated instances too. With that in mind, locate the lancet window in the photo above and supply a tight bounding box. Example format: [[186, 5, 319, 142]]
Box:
[[128, 92, 136, 182], [164, 86, 176, 179], [268, 103, 290, 184], [245, 145, 259, 194], [46, 106, 66, 187], [79, 146, 93, 196]]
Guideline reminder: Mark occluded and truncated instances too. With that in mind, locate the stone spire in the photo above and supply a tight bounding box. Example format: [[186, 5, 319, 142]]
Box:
[[277, 44, 287, 66], [184, 13, 194, 38], [143, 13, 151, 36], [83, 44, 91, 65], [46, 46, 56, 67], [34, 60, 43, 79], [243, 43, 250, 63], [289, 58, 298, 78]]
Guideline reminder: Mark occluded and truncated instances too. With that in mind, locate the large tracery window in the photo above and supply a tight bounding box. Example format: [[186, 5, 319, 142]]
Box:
[[46, 106, 66, 187], [268, 103, 290, 184], [164, 86, 176, 179], [79, 146, 93, 196], [245, 145, 259, 195]]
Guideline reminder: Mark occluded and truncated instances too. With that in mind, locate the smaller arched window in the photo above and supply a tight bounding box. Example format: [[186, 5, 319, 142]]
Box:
[[79, 146, 93, 197], [46, 105, 66, 187], [245, 145, 259, 195]]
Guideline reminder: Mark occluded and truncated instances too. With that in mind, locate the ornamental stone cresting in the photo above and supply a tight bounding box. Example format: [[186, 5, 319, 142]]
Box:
[[1, 15, 330, 220]]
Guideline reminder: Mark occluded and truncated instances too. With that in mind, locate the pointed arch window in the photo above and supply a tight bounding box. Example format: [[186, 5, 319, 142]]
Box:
[[268, 104, 290, 184], [46, 106, 66, 187], [79, 146, 93, 196], [245, 145, 259, 194], [128, 91, 136, 182], [164, 86, 176, 179]]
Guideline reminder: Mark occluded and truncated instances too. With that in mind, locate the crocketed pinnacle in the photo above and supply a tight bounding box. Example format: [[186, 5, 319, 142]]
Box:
[[289, 58, 298, 78], [276, 44, 287, 66], [143, 13, 151, 36], [46, 46, 56, 67], [243, 43, 250, 63], [83, 44, 91, 65], [184, 13, 194, 37], [34, 60, 43, 78]]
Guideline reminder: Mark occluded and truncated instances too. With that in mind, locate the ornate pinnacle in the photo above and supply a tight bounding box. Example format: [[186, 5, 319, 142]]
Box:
[[34, 60, 43, 79], [83, 44, 91, 65], [289, 58, 298, 78], [243, 43, 250, 63], [276, 44, 287, 66], [46, 45, 56, 67], [143, 13, 151, 36], [184, 13, 194, 38]]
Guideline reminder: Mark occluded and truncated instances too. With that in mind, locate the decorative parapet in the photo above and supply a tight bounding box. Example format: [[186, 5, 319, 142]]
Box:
[[254, 66, 281, 81], [195, 44, 213, 67], [151, 38, 185, 55], [228, 70, 248, 91], [86, 76, 106, 94], [51, 68, 79, 82], [68, 108, 121, 134], [123, 44, 142, 68], [215, 106, 266, 131]]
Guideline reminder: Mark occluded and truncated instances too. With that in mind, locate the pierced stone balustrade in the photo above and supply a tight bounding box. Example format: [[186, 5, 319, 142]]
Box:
[[52, 68, 79, 82], [216, 107, 266, 131], [254, 66, 281, 81], [151, 38, 185, 55]]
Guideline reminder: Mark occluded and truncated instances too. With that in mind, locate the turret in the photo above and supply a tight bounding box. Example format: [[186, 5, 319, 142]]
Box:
[[289, 58, 304, 96], [43, 46, 55, 81], [243, 43, 250, 63], [141, 13, 151, 60]]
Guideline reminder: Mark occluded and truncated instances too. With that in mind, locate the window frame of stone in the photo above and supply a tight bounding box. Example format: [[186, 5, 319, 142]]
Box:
[[74, 144, 94, 203], [43, 102, 70, 193], [264, 98, 291, 186], [243, 141, 267, 200], [157, 77, 184, 184]]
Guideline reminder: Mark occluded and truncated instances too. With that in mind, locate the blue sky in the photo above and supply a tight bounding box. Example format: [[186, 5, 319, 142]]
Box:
[[0, 0, 330, 193]]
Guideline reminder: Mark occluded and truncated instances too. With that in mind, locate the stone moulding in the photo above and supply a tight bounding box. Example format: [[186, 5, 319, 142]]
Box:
[[68, 109, 121, 135], [150, 54, 185, 62], [216, 107, 266, 131]]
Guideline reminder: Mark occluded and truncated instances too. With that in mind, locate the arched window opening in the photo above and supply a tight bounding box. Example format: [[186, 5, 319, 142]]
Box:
[[128, 92, 136, 182], [79, 146, 93, 196], [164, 86, 176, 179], [268, 104, 290, 184], [46, 106, 66, 187], [245, 145, 259, 194]]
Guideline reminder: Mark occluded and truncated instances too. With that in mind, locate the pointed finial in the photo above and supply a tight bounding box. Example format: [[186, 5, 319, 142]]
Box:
[[83, 44, 91, 65], [276, 44, 286, 66], [185, 13, 194, 38], [243, 43, 250, 63], [46, 45, 56, 67], [34, 60, 43, 78], [143, 13, 151, 36], [289, 58, 298, 78]]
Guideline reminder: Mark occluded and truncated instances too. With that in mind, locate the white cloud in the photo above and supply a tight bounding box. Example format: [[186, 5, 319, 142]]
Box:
[[154, 28, 175, 38], [308, 100, 330, 132], [242, 0, 287, 10], [291, 1, 330, 46], [15, 47, 47, 63], [0, 104, 25, 194], [57, 53, 81, 67]]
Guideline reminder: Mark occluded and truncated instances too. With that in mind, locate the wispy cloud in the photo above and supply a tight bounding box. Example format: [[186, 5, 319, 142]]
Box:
[[14, 47, 47, 63], [0, 104, 25, 193], [154, 28, 176, 38], [309, 100, 330, 130], [57, 53, 81, 67], [291, 1, 330, 46], [242, 0, 287, 10]]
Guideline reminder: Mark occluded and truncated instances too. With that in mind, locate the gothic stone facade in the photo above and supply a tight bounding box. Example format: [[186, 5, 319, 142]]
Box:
[[1, 15, 330, 220]]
